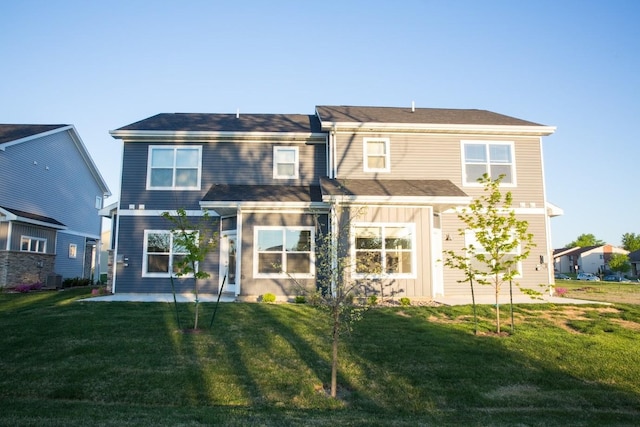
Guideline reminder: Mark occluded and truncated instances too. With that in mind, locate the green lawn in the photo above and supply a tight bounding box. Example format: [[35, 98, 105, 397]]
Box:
[[1, 288, 640, 426]]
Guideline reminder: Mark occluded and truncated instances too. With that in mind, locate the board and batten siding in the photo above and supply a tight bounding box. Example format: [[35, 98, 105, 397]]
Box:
[[441, 212, 550, 298], [9, 223, 57, 254], [0, 130, 104, 235], [113, 215, 220, 294], [120, 140, 327, 211]]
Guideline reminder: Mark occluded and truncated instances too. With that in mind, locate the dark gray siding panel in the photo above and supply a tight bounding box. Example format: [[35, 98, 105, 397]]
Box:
[[114, 214, 220, 293]]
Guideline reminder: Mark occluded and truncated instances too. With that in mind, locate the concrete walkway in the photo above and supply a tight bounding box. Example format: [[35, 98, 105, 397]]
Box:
[[85, 293, 604, 305]]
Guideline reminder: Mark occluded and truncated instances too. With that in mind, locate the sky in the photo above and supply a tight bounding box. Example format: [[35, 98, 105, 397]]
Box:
[[1, 0, 638, 248]]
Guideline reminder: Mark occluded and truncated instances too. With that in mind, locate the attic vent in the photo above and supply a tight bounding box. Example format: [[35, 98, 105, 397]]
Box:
[[236, 108, 240, 119], [411, 101, 415, 112]]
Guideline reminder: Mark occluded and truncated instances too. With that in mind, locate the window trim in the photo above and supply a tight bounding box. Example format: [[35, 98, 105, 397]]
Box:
[[273, 146, 299, 179], [142, 230, 196, 278], [146, 145, 202, 190], [20, 235, 47, 253], [464, 229, 522, 277], [351, 222, 417, 279], [253, 226, 315, 279], [363, 137, 391, 173], [461, 140, 516, 187]]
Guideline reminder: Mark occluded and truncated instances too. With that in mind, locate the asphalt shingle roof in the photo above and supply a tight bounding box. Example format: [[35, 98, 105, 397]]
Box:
[[319, 177, 468, 198], [202, 184, 322, 203], [0, 124, 67, 144], [116, 113, 322, 133], [315, 105, 544, 127], [0, 206, 65, 226]]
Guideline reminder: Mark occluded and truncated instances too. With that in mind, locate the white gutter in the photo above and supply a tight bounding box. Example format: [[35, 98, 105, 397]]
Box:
[[321, 122, 556, 136]]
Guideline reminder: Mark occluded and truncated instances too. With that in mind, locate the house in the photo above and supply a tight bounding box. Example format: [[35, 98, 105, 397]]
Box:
[[629, 250, 640, 278], [108, 105, 558, 300], [0, 124, 111, 288], [553, 245, 629, 275]]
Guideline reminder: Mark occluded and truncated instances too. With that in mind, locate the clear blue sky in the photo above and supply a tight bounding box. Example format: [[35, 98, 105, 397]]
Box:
[[1, 0, 638, 248]]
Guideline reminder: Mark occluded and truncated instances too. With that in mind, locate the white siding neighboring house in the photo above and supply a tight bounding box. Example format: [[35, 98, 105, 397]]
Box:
[[554, 245, 629, 275]]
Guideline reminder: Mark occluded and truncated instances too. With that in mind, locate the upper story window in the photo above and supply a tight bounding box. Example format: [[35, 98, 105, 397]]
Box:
[[21, 236, 46, 253], [142, 230, 195, 278], [462, 141, 514, 185], [363, 138, 390, 172], [352, 223, 415, 278], [273, 146, 299, 179], [254, 226, 314, 278], [147, 146, 202, 190]]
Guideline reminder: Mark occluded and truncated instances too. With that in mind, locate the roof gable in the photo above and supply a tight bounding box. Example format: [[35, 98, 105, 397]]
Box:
[[0, 124, 68, 145]]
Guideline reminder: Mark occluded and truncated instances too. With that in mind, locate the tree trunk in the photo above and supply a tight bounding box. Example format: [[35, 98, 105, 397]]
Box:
[[331, 307, 339, 398], [495, 285, 501, 334], [193, 278, 199, 330]]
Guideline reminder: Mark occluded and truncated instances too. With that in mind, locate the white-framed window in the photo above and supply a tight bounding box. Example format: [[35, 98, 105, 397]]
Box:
[[273, 146, 299, 179], [147, 146, 202, 190], [142, 230, 195, 277], [464, 229, 522, 276], [462, 141, 515, 185], [95, 196, 103, 209], [352, 223, 415, 278], [20, 236, 47, 253], [363, 138, 390, 172], [69, 244, 77, 259], [254, 226, 314, 278]]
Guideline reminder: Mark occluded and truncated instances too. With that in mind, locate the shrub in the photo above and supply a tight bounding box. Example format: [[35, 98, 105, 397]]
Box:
[[294, 295, 306, 304], [555, 287, 568, 297], [62, 277, 92, 288], [91, 287, 110, 296], [13, 282, 43, 293], [399, 297, 411, 306], [261, 293, 276, 303], [367, 295, 378, 306]]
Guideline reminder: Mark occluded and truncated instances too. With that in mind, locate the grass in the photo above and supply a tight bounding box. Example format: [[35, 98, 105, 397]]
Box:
[[1, 288, 640, 426], [557, 279, 640, 304]]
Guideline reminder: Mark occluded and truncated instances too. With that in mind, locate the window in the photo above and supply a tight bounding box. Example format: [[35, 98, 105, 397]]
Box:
[[352, 224, 415, 278], [95, 196, 103, 209], [254, 227, 314, 278], [363, 138, 390, 172], [462, 141, 514, 185], [142, 230, 195, 277], [147, 146, 202, 190], [69, 244, 77, 259], [464, 230, 522, 276], [20, 236, 46, 253], [273, 146, 299, 179]]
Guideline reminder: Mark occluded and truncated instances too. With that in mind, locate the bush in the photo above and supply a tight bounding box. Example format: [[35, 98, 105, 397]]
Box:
[[399, 297, 411, 306], [62, 277, 92, 288], [261, 293, 276, 303], [13, 283, 43, 293], [367, 295, 378, 306], [555, 287, 568, 297], [294, 295, 306, 304]]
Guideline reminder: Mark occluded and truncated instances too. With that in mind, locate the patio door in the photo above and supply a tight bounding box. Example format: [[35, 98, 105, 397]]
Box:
[[219, 231, 237, 294]]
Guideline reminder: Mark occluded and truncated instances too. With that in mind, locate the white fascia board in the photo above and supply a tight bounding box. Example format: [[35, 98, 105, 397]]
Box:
[[546, 202, 564, 217], [109, 130, 327, 143], [0, 125, 72, 151], [199, 201, 329, 211], [99, 201, 119, 217], [322, 195, 472, 206], [0, 208, 67, 230], [321, 121, 556, 136]]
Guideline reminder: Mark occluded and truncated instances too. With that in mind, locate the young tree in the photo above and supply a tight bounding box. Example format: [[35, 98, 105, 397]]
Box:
[[608, 253, 631, 277], [444, 174, 535, 334], [621, 233, 640, 252], [162, 208, 217, 330], [566, 233, 605, 248]]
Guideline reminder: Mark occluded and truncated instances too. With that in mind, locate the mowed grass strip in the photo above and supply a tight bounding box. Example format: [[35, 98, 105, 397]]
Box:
[[0, 288, 639, 426]]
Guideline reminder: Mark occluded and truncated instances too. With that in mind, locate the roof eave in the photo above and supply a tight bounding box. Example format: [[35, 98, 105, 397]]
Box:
[[110, 130, 327, 142], [322, 195, 472, 206], [320, 122, 556, 136]]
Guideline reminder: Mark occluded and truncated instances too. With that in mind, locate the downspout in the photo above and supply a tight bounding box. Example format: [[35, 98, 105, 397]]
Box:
[[539, 135, 554, 290], [331, 125, 337, 179]]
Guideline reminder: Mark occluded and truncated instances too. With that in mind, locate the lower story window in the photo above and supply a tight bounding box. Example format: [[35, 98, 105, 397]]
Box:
[[254, 226, 314, 278], [20, 236, 46, 253], [143, 230, 193, 277], [353, 224, 415, 278], [465, 230, 522, 276]]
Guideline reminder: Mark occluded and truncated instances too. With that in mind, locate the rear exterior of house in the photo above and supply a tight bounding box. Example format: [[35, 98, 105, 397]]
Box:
[[109, 105, 557, 301], [0, 125, 111, 287]]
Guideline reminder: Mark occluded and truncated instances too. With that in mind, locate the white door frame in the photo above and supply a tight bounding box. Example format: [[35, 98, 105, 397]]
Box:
[[219, 230, 237, 295]]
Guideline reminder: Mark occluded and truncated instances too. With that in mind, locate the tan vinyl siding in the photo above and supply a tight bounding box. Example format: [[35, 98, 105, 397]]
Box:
[[441, 212, 550, 298]]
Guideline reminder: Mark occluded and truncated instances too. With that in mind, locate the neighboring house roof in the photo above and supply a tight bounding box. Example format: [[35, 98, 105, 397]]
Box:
[[553, 245, 629, 258], [628, 250, 640, 262], [0, 124, 111, 197], [315, 105, 556, 135], [202, 184, 322, 203], [319, 177, 470, 210], [112, 113, 323, 134], [0, 206, 66, 229]]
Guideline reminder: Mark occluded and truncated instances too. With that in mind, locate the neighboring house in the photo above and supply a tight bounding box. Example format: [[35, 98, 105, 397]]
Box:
[[0, 124, 111, 288], [629, 250, 640, 278], [553, 245, 629, 275], [109, 105, 558, 300]]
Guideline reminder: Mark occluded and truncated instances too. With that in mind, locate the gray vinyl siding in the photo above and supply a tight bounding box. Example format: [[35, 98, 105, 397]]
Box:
[[114, 214, 220, 294], [54, 232, 90, 279], [340, 205, 433, 299], [441, 212, 550, 298], [334, 132, 546, 206], [0, 130, 104, 235], [9, 223, 57, 254], [120, 140, 327, 210], [239, 211, 325, 298]]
